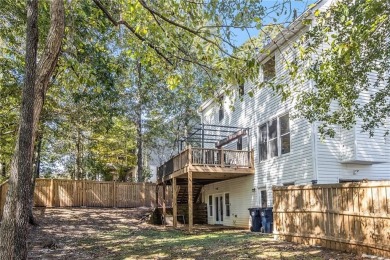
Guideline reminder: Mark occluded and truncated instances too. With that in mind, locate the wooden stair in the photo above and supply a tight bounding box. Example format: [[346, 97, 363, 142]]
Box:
[[177, 185, 203, 204]]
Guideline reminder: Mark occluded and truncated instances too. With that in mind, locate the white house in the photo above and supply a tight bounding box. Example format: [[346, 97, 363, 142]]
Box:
[[196, 0, 390, 228]]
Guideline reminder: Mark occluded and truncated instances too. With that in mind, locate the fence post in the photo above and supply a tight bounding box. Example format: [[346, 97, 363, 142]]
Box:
[[112, 181, 117, 208], [50, 179, 55, 207], [83, 180, 87, 207]]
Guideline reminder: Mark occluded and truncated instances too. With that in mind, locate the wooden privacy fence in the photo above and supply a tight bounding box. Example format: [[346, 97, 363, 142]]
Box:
[[0, 179, 172, 219], [273, 181, 390, 258]]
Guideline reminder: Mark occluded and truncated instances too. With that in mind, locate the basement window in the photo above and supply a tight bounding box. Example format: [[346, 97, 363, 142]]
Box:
[[263, 56, 276, 82]]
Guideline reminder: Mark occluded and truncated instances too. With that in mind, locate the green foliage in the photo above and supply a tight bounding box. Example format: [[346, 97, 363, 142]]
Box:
[[0, 0, 301, 179], [296, 0, 390, 137]]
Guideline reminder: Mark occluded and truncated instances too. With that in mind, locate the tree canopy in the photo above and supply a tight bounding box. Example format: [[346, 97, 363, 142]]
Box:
[[296, 0, 390, 137]]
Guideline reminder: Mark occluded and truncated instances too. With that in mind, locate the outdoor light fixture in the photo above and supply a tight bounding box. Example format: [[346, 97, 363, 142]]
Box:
[[251, 188, 256, 192]]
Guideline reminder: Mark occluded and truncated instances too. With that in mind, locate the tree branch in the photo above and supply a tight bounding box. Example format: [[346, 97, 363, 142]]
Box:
[[92, 0, 173, 66], [137, 0, 239, 59]]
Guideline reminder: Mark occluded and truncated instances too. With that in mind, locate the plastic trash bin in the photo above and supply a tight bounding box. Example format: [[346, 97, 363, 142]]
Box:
[[248, 208, 261, 232], [260, 207, 273, 233]]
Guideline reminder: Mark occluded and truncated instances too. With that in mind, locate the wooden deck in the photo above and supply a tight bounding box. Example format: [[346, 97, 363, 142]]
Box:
[[157, 147, 254, 184], [157, 147, 254, 233]]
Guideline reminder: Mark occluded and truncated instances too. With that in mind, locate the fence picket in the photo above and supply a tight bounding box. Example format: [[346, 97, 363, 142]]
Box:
[[273, 181, 390, 258]]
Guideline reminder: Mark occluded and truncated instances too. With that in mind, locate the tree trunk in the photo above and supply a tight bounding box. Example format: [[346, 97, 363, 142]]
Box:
[[0, 1, 38, 258], [34, 132, 42, 179], [136, 109, 143, 182], [76, 129, 82, 180], [0, 0, 64, 258], [136, 61, 144, 182], [28, 132, 43, 226], [0, 162, 5, 177]]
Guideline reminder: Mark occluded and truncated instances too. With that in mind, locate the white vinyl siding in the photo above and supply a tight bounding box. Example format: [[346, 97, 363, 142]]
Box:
[[199, 0, 390, 226], [204, 176, 253, 228]]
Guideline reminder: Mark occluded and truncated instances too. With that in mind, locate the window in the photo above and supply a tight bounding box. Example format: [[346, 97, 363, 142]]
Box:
[[237, 137, 242, 150], [238, 84, 244, 97], [259, 113, 290, 161], [263, 56, 275, 82], [283, 182, 295, 186], [280, 114, 290, 154], [268, 118, 278, 158], [209, 195, 213, 216], [225, 193, 230, 217], [218, 96, 224, 121], [260, 190, 267, 208], [259, 124, 267, 161]]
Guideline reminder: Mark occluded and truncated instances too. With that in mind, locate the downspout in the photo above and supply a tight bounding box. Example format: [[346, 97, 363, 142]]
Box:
[[310, 79, 319, 184], [311, 122, 319, 184]]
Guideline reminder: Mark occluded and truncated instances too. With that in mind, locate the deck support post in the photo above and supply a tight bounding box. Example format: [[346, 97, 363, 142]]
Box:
[[155, 184, 159, 208], [188, 171, 193, 233], [173, 177, 178, 228], [163, 183, 166, 226]]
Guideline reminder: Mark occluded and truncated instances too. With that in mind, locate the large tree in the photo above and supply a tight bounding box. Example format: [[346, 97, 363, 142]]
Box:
[[0, 0, 64, 258], [295, 0, 390, 137], [0, 0, 299, 258]]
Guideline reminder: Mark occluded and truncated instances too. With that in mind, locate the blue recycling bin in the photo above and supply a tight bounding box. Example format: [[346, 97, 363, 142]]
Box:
[[260, 207, 273, 233], [248, 208, 261, 232]]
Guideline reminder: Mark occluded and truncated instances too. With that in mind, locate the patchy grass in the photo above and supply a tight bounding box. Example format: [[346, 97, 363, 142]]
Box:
[[28, 208, 360, 259]]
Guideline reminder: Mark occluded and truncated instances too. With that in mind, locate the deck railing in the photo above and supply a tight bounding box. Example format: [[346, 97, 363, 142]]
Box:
[[157, 147, 252, 180]]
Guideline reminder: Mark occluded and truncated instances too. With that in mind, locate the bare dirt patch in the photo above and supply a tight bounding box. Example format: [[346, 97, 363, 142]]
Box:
[[28, 208, 361, 259]]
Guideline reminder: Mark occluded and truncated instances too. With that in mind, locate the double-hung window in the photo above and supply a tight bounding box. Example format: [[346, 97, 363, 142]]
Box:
[[259, 113, 290, 161], [280, 114, 290, 154], [263, 56, 276, 82]]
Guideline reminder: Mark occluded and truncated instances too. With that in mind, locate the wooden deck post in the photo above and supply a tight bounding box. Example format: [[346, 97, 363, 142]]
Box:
[[221, 148, 224, 167], [155, 184, 159, 208], [173, 177, 178, 228], [163, 183, 166, 226], [188, 171, 193, 233], [250, 149, 254, 168], [188, 145, 192, 166]]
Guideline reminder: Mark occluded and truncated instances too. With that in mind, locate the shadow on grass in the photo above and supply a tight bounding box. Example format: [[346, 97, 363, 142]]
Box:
[[79, 228, 339, 259], [29, 208, 359, 260]]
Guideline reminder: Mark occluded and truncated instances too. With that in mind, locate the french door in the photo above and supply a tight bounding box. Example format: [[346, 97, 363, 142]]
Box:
[[215, 194, 223, 224]]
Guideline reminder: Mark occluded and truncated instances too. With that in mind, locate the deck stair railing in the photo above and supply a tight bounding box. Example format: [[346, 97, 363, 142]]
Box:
[[157, 147, 252, 180]]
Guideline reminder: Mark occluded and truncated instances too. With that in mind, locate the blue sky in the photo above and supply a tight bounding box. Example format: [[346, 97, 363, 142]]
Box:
[[233, 0, 317, 46]]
